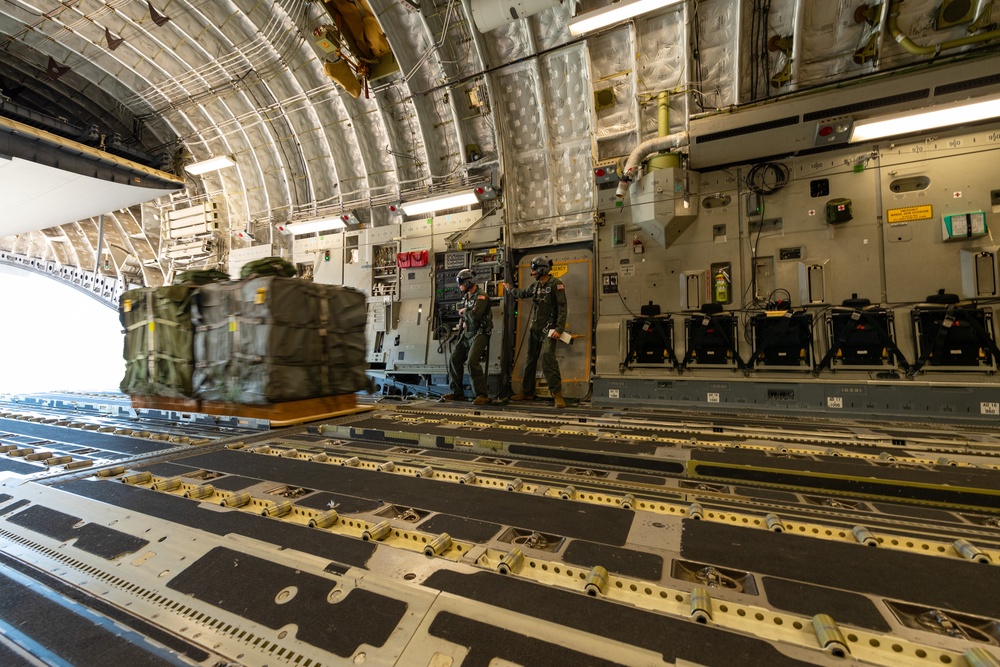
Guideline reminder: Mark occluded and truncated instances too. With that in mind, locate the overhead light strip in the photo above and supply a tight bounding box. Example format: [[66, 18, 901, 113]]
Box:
[[850, 94, 1000, 143], [185, 155, 236, 175], [401, 191, 479, 216], [284, 217, 346, 235], [568, 0, 684, 36]]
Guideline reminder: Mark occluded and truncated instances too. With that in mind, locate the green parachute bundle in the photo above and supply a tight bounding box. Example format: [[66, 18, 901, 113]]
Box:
[[192, 278, 368, 404], [239, 257, 297, 279], [119, 285, 197, 397], [173, 269, 230, 285]]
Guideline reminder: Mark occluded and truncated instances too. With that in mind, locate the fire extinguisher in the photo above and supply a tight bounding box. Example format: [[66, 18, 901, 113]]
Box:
[[714, 266, 730, 303]]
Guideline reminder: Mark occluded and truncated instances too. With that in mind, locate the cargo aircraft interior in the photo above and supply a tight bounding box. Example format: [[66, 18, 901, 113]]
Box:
[[1, 0, 1000, 665]]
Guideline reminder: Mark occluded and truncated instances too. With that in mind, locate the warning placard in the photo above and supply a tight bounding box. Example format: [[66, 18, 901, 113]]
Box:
[[886, 205, 933, 224], [550, 264, 568, 278]]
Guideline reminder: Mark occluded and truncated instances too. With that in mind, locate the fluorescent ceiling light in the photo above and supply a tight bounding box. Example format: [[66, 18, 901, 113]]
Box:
[[185, 155, 236, 175], [401, 191, 479, 216], [850, 94, 1000, 143], [285, 217, 346, 235], [568, 0, 684, 36]]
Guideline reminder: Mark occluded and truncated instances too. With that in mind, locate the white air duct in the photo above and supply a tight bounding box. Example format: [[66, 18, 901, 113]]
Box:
[[471, 0, 561, 32]]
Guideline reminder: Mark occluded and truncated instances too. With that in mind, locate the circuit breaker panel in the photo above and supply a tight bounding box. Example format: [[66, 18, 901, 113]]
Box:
[[433, 249, 505, 338]]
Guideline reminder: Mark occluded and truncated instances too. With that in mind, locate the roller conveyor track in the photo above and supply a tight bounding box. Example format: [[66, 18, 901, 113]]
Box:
[[0, 395, 996, 666], [387, 403, 1000, 458], [324, 411, 1000, 511]]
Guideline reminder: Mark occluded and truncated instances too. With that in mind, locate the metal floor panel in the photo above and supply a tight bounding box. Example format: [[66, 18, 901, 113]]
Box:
[[0, 394, 995, 666]]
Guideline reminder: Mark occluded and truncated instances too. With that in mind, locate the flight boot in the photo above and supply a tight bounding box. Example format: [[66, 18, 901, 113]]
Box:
[[553, 392, 566, 409]]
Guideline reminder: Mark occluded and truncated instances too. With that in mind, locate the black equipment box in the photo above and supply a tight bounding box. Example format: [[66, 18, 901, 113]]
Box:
[[750, 311, 813, 368], [627, 316, 674, 366], [825, 308, 897, 368], [684, 314, 739, 367], [911, 305, 996, 369]]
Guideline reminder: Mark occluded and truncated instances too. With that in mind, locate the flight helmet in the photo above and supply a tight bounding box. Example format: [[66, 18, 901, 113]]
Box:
[[456, 268, 476, 291], [530, 256, 552, 277]]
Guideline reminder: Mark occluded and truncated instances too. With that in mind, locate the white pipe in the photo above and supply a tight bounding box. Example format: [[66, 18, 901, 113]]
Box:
[[615, 131, 689, 200]]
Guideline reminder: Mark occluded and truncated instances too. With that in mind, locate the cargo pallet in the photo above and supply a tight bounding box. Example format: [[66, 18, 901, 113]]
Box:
[[129, 393, 373, 426]]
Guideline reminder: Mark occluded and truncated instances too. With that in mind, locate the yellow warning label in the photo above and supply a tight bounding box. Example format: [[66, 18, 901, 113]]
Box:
[[549, 264, 568, 278], [148, 322, 154, 332], [123, 299, 132, 313], [887, 205, 933, 224], [229, 319, 237, 333], [255, 288, 267, 305]]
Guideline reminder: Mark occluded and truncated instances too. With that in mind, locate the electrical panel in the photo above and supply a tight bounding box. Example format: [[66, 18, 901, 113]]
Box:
[[433, 248, 503, 338], [372, 243, 398, 296]]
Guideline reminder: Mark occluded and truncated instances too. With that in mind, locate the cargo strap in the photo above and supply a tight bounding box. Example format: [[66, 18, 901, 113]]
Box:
[[145, 291, 156, 388], [227, 313, 241, 403], [319, 297, 330, 397]]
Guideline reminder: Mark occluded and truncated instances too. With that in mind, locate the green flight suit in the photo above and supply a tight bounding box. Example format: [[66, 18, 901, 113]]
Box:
[[448, 285, 493, 397], [508, 275, 568, 395]]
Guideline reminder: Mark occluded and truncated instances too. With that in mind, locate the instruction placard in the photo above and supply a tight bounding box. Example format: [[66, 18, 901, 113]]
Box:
[[886, 205, 933, 224]]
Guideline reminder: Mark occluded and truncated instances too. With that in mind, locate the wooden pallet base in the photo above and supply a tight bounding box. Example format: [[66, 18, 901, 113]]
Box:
[[129, 393, 372, 426]]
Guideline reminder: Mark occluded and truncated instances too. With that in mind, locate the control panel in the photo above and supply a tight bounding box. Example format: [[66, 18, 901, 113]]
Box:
[[433, 248, 504, 337]]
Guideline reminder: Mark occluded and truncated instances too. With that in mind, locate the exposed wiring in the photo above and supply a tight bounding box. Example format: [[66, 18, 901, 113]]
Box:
[[617, 290, 640, 318], [745, 162, 789, 195], [765, 288, 791, 308]]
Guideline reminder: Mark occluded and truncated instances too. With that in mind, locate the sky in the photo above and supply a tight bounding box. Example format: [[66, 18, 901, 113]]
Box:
[[0, 265, 124, 394]]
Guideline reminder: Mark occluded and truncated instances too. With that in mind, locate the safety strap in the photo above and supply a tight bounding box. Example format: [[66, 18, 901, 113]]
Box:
[[910, 305, 956, 375]]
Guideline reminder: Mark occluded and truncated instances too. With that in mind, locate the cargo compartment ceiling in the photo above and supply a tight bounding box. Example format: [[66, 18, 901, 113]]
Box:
[[0, 0, 995, 279]]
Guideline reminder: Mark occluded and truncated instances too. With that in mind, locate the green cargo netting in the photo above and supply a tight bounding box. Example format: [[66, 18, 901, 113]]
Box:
[[239, 256, 297, 279], [173, 269, 230, 285], [193, 278, 367, 403], [119, 285, 196, 397]]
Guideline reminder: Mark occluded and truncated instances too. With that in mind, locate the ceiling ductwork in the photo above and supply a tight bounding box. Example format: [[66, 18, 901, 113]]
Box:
[[470, 0, 562, 32], [688, 55, 1000, 169]]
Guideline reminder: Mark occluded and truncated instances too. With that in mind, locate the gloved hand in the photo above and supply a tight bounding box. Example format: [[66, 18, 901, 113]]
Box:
[[548, 329, 561, 339]]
